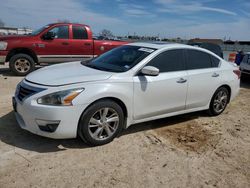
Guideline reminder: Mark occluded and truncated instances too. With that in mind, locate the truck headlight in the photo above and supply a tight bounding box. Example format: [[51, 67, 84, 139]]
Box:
[[0, 41, 8, 50], [37, 88, 84, 106]]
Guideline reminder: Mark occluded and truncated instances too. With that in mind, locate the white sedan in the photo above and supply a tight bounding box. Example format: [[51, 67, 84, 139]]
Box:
[[13, 42, 240, 146]]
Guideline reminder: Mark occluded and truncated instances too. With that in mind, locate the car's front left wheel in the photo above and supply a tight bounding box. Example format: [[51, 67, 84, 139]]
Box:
[[78, 100, 124, 146]]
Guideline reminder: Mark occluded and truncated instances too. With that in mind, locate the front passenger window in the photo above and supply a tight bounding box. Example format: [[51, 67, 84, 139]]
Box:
[[147, 49, 185, 72], [48, 26, 69, 39]]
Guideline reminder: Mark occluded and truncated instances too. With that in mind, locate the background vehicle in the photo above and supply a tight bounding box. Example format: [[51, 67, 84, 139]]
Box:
[[13, 43, 240, 146], [239, 52, 250, 77], [0, 23, 128, 75], [188, 42, 224, 58]]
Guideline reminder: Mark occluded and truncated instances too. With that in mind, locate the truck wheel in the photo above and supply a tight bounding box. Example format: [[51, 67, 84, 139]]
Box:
[[9, 53, 35, 76]]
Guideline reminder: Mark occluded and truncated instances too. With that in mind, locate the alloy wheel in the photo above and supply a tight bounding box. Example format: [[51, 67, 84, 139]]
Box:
[[88, 107, 119, 141], [213, 90, 228, 114]]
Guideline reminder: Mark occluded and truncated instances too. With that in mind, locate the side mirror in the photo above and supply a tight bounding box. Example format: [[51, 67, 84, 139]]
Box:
[[42, 31, 55, 40], [141, 66, 159, 76]]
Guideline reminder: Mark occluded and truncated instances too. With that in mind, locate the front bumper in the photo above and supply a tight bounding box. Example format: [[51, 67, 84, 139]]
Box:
[[0, 55, 6, 64], [0, 50, 7, 64], [13, 95, 88, 139]]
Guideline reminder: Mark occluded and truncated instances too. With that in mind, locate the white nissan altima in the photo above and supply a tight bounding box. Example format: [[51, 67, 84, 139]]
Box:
[[13, 42, 240, 146]]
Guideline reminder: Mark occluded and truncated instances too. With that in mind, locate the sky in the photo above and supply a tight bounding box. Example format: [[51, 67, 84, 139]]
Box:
[[0, 0, 250, 40]]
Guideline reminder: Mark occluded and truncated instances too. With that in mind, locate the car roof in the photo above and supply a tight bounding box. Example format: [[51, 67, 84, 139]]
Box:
[[127, 42, 223, 60], [128, 42, 188, 49], [128, 42, 212, 51]]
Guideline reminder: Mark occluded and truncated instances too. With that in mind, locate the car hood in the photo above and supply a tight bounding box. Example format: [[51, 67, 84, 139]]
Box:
[[25, 61, 113, 86]]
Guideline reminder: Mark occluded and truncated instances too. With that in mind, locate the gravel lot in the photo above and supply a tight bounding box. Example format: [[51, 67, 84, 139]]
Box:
[[0, 64, 250, 188]]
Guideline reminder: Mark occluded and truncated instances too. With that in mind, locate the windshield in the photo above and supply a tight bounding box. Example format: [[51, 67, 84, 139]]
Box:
[[30, 25, 50, 36], [82, 45, 155, 73]]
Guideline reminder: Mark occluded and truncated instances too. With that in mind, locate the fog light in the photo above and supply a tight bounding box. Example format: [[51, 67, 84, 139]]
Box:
[[36, 119, 60, 133]]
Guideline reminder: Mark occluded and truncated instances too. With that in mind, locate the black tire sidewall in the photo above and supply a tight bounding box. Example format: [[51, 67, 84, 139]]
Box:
[[9, 53, 35, 76], [78, 100, 124, 146], [209, 87, 229, 116]]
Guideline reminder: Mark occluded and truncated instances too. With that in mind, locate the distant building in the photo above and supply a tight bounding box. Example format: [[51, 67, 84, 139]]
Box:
[[0, 26, 32, 35]]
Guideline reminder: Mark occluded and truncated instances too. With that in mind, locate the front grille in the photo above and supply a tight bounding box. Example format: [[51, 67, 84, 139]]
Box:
[[18, 85, 37, 101], [16, 82, 46, 102]]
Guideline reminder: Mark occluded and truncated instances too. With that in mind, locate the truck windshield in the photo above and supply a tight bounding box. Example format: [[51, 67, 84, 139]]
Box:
[[82, 45, 155, 73]]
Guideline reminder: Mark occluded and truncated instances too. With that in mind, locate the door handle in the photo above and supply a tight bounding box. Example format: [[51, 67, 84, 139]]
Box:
[[62, 42, 69, 45], [84, 43, 91, 46], [177, 78, 187, 83], [212, 73, 219, 77]]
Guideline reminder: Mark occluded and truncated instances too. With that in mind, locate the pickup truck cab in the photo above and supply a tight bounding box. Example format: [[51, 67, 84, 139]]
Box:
[[0, 23, 128, 75]]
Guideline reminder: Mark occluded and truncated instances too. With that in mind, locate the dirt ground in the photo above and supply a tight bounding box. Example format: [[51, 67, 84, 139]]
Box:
[[0, 65, 250, 188]]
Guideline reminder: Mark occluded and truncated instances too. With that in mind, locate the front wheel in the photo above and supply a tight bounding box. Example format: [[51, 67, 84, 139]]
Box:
[[78, 100, 124, 146], [9, 53, 35, 76], [208, 87, 229, 116]]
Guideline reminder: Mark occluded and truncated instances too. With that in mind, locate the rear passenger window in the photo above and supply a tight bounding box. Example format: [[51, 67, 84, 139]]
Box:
[[186, 50, 212, 70], [210, 55, 220, 67], [73, 26, 88, 39], [147, 50, 185, 72]]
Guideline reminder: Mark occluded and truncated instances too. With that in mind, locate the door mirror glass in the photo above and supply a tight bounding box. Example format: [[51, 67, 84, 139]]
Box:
[[43, 31, 55, 40], [141, 66, 159, 76]]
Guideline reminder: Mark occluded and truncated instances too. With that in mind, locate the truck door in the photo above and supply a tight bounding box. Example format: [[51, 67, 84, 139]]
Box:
[[69, 25, 94, 61], [38, 25, 71, 63]]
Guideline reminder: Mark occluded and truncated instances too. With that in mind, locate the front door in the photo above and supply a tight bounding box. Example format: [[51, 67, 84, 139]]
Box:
[[133, 49, 188, 120], [38, 25, 71, 63]]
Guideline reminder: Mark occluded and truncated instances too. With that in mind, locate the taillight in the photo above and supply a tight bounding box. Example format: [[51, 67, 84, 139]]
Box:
[[233, 69, 241, 79]]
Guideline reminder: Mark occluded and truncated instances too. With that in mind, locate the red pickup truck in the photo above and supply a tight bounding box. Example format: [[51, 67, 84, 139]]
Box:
[[0, 23, 128, 75]]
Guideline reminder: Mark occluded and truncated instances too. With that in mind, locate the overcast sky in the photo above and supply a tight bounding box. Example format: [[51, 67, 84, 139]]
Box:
[[0, 0, 250, 40]]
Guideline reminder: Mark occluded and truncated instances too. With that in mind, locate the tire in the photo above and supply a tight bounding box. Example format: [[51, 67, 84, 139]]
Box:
[[208, 87, 229, 116], [78, 100, 124, 146], [9, 53, 35, 76]]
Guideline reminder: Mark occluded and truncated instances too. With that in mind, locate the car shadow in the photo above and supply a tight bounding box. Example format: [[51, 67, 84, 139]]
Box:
[[0, 66, 42, 77], [240, 75, 250, 89], [0, 111, 88, 153], [0, 110, 206, 153], [120, 111, 205, 136]]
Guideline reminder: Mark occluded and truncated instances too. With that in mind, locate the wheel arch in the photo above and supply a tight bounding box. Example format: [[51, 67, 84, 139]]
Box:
[[219, 84, 231, 103], [212, 84, 232, 104], [6, 48, 38, 64], [78, 97, 129, 129]]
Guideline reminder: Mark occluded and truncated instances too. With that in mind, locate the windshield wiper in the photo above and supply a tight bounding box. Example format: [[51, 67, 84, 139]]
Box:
[[84, 64, 114, 72]]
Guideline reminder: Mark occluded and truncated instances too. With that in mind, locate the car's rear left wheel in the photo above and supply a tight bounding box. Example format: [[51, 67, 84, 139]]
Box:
[[78, 100, 124, 146]]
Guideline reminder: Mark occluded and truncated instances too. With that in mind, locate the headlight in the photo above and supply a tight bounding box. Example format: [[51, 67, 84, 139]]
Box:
[[0, 41, 8, 50], [37, 88, 84, 106]]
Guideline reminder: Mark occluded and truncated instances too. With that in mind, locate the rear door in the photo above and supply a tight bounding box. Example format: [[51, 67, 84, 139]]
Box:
[[133, 49, 188, 120], [185, 49, 222, 109], [69, 25, 94, 61]]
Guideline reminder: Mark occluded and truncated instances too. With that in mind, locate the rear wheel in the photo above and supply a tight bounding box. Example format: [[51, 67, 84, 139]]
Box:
[[78, 100, 124, 146], [9, 53, 35, 76], [208, 87, 229, 116]]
